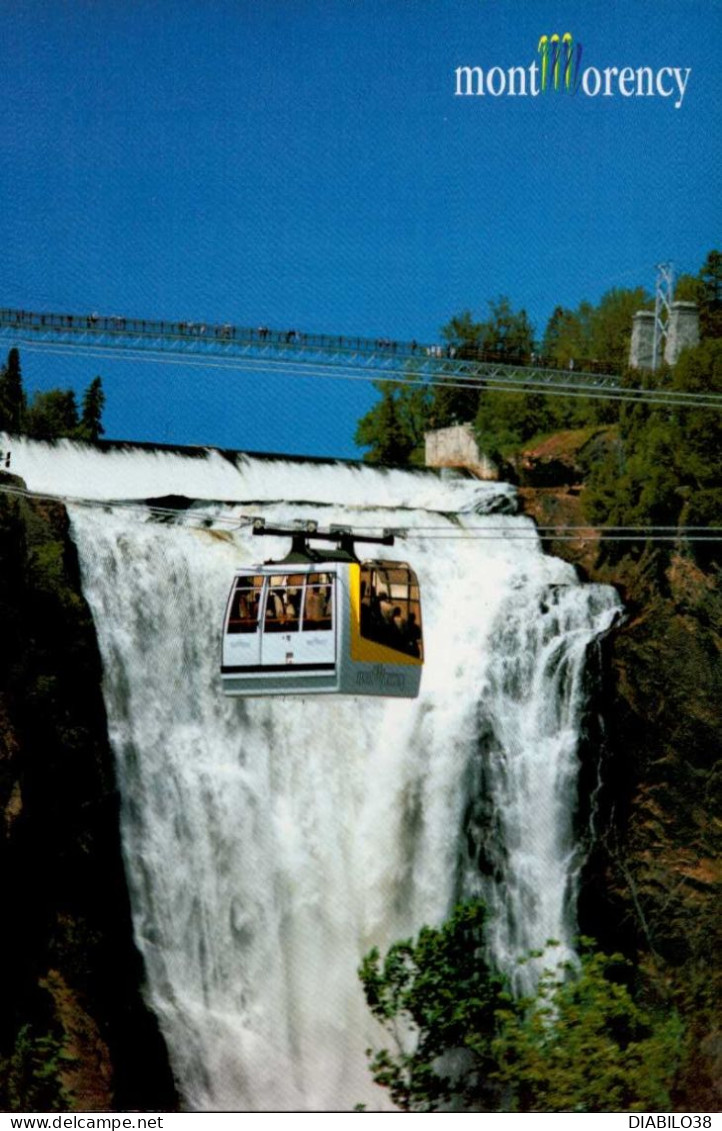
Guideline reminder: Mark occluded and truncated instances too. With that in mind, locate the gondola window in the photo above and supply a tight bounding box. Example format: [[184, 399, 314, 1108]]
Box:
[[302, 573, 334, 631], [227, 575, 264, 634], [359, 564, 423, 659], [264, 574, 303, 633]]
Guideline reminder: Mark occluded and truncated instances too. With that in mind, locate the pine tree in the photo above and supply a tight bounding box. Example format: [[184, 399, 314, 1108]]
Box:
[[697, 249, 722, 338], [77, 376, 106, 442], [0, 348, 27, 434]]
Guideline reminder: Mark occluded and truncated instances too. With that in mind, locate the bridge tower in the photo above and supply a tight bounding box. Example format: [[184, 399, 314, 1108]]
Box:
[[665, 301, 700, 365], [629, 263, 699, 370], [629, 310, 655, 370], [652, 261, 674, 371]]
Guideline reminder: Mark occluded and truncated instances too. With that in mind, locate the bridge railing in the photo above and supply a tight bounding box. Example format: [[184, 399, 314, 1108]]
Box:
[[0, 307, 619, 378]]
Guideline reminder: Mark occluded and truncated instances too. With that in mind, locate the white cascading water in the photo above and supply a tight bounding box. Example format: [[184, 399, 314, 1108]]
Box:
[[7, 437, 621, 1111]]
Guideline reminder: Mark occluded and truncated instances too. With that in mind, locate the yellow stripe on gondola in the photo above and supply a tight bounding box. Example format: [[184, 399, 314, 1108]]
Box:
[[348, 562, 423, 667]]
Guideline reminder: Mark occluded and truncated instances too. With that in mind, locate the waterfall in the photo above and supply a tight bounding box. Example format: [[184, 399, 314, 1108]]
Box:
[[463, 581, 620, 995], [8, 438, 621, 1111]]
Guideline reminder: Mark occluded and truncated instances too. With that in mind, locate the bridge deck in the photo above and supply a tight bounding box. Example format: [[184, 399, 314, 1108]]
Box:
[[1, 307, 719, 409], [0, 306, 616, 384]]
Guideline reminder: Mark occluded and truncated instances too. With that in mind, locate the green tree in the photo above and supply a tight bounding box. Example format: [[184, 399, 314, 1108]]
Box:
[[696, 249, 722, 338], [441, 309, 485, 358], [432, 309, 486, 425], [590, 287, 650, 367], [673, 272, 702, 304], [475, 390, 557, 462], [360, 904, 683, 1113], [0, 348, 27, 433], [76, 376, 106, 442], [25, 390, 79, 441], [541, 289, 649, 369], [541, 302, 594, 366], [432, 299, 536, 429], [669, 338, 722, 563], [353, 280, 671, 468], [478, 296, 535, 359], [440, 300, 534, 361], [585, 339, 722, 565], [0, 349, 107, 443], [359, 901, 506, 1111], [668, 252, 722, 338], [354, 381, 430, 464], [493, 946, 684, 1113]]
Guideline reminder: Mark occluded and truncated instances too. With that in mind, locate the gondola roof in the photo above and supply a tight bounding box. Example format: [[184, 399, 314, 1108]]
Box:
[[252, 521, 396, 567]]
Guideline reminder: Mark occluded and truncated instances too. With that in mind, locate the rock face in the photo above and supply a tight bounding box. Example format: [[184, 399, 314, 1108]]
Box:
[[522, 482, 722, 1112], [587, 553, 722, 1111], [0, 480, 176, 1112], [516, 426, 619, 489]]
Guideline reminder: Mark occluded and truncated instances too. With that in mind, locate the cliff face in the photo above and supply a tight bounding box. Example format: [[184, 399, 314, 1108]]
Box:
[[0, 479, 176, 1112], [522, 484, 722, 1112], [593, 555, 721, 1111]]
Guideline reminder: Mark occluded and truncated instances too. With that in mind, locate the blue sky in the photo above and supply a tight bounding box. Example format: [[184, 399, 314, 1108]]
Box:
[[1, 1, 719, 458]]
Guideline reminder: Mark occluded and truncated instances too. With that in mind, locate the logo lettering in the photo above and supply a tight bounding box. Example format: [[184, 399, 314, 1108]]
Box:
[[454, 34, 689, 107], [355, 664, 405, 691], [538, 32, 583, 93]]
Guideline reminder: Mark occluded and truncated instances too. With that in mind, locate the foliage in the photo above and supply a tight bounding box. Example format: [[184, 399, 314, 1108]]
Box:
[[542, 302, 594, 366], [492, 945, 684, 1113], [354, 250, 721, 569], [354, 278, 661, 463], [430, 297, 535, 429], [359, 901, 506, 1111], [77, 376, 106, 442], [474, 389, 616, 463], [590, 287, 652, 366], [585, 339, 722, 566], [480, 296, 535, 358], [1, 1023, 71, 1112], [0, 348, 27, 433], [441, 309, 484, 356], [697, 249, 722, 338], [474, 390, 556, 460], [25, 389, 79, 440], [440, 298, 534, 360], [541, 288, 650, 369], [354, 380, 430, 464], [674, 272, 702, 303], [673, 252, 722, 338], [0, 349, 106, 442], [360, 903, 684, 1113], [471, 286, 646, 459]]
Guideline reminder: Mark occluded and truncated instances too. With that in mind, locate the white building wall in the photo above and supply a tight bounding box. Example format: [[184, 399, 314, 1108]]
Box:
[[425, 423, 498, 479]]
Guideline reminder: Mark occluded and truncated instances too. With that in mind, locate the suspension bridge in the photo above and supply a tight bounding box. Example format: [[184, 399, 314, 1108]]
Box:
[[1, 306, 720, 410]]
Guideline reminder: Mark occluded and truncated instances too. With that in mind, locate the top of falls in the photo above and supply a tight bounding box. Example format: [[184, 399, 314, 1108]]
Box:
[[2, 434, 518, 515]]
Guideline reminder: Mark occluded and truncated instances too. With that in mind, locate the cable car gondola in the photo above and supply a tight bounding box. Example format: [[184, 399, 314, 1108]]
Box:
[[221, 521, 423, 698]]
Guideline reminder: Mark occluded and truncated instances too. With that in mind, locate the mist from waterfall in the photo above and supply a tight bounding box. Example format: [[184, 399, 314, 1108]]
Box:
[[8, 438, 621, 1111]]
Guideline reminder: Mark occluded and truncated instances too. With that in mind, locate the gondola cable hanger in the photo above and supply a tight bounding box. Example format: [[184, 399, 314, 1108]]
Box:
[[1, 480, 721, 541]]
